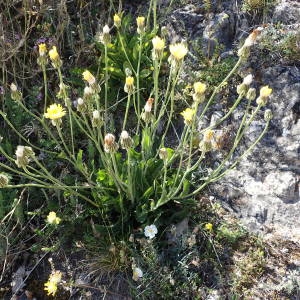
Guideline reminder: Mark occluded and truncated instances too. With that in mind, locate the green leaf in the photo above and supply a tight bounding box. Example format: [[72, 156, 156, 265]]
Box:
[[97, 169, 107, 181], [140, 68, 152, 78]]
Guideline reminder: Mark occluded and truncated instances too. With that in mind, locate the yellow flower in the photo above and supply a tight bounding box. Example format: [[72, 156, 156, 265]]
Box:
[[38, 43, 47, 56], [47, 211, 61, 225], [136, 16, 145, 28], [194, 82, 206, 95], [152, 36, 165, 51], [124, 76, 135, 93], [205, 223, 213, 231], [169, 43, 188, 61], [44, 281, 58, 296], [113, 14, 121, 28], [126, 76, 134, 86], [44, 104, 66, 120], [260, 86, 272, 98], [82, 70, 96, 85], [180, 108, 195, 125], [48, 46, 59, 61]]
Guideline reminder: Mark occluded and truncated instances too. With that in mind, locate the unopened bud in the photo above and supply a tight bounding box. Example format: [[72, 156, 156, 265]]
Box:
[[92, 110, 103, 127], [120, 130, 133, 150], [159, 148, 168, 160], [0, 174, 9, 188], [104, 133, 118, 153], [124, 76, 135, 94], [243, 74, 253, 86], [10, 83, 22, 101], [136, 17, 145, 34], [246, 87, 256, 101], [113, 14, 122, 28], [264, 109, 273, 121], [102, 25, 111, 45]]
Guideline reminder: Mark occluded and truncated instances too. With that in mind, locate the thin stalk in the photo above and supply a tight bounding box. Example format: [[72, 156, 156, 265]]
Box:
[[136, 34, 143, 133], [117, 32, 136, 76], [198, 57, 242, 122], [104, 45, 108, 133], [42, 65, 48, 113], [127, 150, 134, 204], [57, 68, 75, 156], [0, 111, 56, 155], [122, 94, 131, 131]]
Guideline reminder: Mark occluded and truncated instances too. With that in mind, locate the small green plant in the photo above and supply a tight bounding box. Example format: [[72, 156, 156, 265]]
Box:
[[258, 24, 300, 63], [242, 0, 275, 12]]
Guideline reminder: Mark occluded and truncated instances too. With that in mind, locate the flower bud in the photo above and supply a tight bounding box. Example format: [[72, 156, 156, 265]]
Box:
[[83, 86, 94, 102], [10, 83, 22, 101], [102, 25, 111, 45], [141, 98, 154, 123], [82, 70, 96, 85], [37, 43, 48, 66], [120, 130, 133, 150], [246, 87, 256, 101], [264, 109, 273, 122], [15, 145, 34, 168], [159, 148, 168, 160], [256, 86, 272, 106], [0, 174, 9, 188], [152, 36, 165, 60], [113, 14, 121, 28], [199, 140, 212, 153], [193, 82, 206, 103], [38, 43, 47, 56], [124, 76, 135, 94], [104, 133, 119, 153], [136, 16, 145, 34], [144, 98, 154, 112], [260, 85, 272, 98], [92, 110, 103, 127], [243, 74, 253, 86], [236, 83, 248, 95], [49, 46, 62, 68], [76, 98, 85, 112]]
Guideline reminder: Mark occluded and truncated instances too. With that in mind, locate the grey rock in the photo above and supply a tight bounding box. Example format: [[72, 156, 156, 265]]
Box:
[[273, 0, 300, 25], [202, 12, 235, 57], [212, 65, 300, 242]]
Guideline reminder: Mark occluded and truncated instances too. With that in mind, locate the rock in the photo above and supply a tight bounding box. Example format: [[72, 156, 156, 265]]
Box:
[[212, 65, 300, 242], [202, 12, 235, 57], [273, 0, 300, 25]]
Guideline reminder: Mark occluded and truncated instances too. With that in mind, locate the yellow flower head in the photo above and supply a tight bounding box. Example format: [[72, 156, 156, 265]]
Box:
[[47, 211, 61, 225], [136, 16, 145, 29], [44, 281, 58, 296], [44, 104, 66, 120], [260, 86, 272, 98], [82, 70, 96, 85], [113, 14, 121, 28], [152, 36, 165, 51], [194, 82, 206, 95], [205, 223, 213, 231], [180, 108, 195, 125], [49, 46, 59, 61], [169, 43, 188, 61], [38, 43, 47, 56], [125, 76, 134, 86]]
